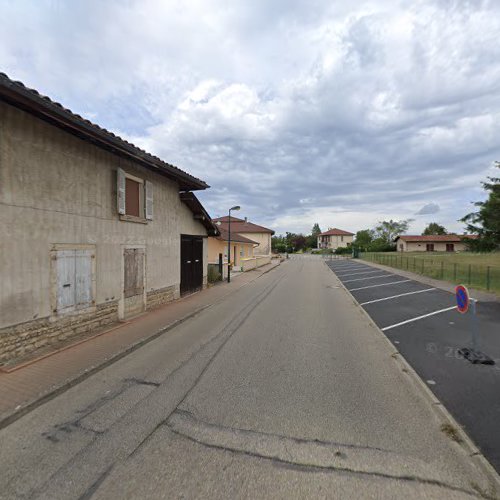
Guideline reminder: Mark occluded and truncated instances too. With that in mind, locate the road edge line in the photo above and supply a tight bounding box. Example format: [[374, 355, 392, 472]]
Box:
[[324, 260, 500, 492]]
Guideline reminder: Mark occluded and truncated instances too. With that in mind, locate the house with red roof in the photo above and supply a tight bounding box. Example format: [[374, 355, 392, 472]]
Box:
[[394, 234, 477, 252], [317, 228, 354, 250], [212, 216, 275, 256]]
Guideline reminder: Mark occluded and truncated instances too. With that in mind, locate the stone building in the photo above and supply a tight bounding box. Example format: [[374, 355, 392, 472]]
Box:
[[0, 73, 218, 364]]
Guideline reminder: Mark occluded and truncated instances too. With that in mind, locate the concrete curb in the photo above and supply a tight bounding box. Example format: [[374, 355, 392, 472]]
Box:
[[0, 262, 281, 430], [324, 260, 500, 494]]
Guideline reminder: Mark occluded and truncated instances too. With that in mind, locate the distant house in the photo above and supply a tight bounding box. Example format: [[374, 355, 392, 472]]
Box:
[[317, 228, 354, 250], [395, 234, 477, 252], [208, 228, 258, 276], [212, 216, 275, 256]]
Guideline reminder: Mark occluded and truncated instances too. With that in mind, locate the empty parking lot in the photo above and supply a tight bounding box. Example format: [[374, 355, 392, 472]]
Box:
[[326, 258, 500, 473]]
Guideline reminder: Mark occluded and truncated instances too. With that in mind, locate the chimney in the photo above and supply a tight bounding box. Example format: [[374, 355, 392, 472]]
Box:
[[245, 217, 248, 223]]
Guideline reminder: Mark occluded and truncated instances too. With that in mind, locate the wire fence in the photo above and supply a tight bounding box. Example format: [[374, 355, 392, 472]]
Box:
[[360, 252, 500, 293]]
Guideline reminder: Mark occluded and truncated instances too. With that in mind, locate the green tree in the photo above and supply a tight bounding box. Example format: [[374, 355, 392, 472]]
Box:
[[422, 222, 447, 235], [271, 235, 287, 253], [306, 223, 322, 249], [460, 161, 500, 251], [311, 223, 322, 237], [374, 219, 412, 245], [354, 229, 374, 248]]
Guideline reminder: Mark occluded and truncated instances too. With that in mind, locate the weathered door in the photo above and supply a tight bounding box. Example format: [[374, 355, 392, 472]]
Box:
[[123, 248, 145, 318], [56, 249, 93, 313], [180, 235, 203, 295]]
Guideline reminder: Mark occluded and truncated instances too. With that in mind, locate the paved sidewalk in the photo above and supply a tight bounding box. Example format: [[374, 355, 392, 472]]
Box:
[[0, 260, 281, 427]]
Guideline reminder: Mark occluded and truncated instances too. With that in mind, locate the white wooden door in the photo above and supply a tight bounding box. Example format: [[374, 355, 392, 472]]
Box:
[[75, 250, 93, 308], [56, 249, 93, 312], [56, 250, 76, 312]]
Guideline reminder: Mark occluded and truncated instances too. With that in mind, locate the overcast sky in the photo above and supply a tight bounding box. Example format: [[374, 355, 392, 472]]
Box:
[[2, 0, 499, 235]]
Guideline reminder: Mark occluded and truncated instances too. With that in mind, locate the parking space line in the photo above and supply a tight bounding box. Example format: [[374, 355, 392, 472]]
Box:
[[333, 267, 368, 273], [343, 273, 393, 283], [359, 288, 436, 305], [381, 306, 456, 331], [337, 270, 387, 278], [349, 280, 411, 291]]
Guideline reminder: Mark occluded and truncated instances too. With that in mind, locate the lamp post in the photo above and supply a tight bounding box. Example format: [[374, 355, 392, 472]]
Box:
[[227, 205, 241, 283]]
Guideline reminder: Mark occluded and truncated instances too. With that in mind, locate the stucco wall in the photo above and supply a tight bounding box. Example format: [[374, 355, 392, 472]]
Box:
[[0, 102, 207, 337], [237, 232, 271, 255], [317, 234, 353, 249], [398, 241, 467, 252], [207, 237, 254, 268]]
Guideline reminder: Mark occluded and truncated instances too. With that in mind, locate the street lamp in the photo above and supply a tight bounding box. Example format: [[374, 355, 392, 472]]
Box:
[[227, 205, 240, 283]]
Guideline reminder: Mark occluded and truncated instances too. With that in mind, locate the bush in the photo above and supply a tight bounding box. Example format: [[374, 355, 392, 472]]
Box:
[[334, 246, 352, 255]]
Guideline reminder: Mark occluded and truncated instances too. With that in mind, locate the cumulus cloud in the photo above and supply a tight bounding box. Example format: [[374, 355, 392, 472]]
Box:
[[1, 0, 499, 235], [415, 203, 440, 215]]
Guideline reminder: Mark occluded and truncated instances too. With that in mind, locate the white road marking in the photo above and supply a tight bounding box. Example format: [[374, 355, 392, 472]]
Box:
[[359, 288, 436, 305], [333, 266, 368, 272], [349, 280, 411, 291], [381, 306, 456, 331], [337, 270, 387, 278], [343, 274, 393, 283]]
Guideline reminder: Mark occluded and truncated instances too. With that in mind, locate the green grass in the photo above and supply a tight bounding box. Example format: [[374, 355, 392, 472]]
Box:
[[360, 252, 500, 294]]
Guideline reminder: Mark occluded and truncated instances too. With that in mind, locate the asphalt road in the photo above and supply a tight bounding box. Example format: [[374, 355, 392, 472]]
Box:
[[1, 259, 497, 499], [326, 257, 500, 475]]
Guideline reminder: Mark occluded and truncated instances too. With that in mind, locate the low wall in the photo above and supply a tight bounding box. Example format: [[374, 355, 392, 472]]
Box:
[[241, 255, 271, 272], [0, 301, 118, 365]]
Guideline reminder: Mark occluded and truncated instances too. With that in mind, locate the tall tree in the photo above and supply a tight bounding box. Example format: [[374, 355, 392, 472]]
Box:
[[460, 162, 500, 251], [374, 219, 412, 245], [354, 229, 374, 247], [311, 223, 322, 237], [422, 222, 447, 235]]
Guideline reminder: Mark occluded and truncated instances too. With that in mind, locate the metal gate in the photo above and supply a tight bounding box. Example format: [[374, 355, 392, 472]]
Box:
[[180, 235, 203, 295]]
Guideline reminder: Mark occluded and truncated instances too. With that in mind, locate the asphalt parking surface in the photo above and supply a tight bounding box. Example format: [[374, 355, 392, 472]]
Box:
[[326, 258, 500, 473]]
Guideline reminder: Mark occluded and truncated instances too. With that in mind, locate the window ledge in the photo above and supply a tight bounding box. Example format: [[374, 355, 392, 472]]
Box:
[[119, 215, 148, 224]]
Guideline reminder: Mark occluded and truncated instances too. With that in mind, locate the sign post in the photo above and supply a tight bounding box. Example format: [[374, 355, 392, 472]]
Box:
[[455, 285, 494, 365]]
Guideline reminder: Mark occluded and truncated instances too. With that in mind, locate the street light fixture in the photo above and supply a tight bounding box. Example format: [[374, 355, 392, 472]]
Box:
[[227, 205, 240, 283]]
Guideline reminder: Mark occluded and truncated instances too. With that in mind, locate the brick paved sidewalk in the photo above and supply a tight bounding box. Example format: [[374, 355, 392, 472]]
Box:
[[0, 260, 281, 427]]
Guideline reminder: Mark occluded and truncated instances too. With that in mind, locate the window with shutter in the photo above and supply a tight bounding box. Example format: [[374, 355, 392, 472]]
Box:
[[55, 249, 93, 312], [117, 168, 126, 215], [145, 180, 153, 220], [117, 169, 151, 221]]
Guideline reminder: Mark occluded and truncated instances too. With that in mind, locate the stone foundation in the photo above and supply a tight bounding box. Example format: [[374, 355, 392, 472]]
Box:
[[146, 285, 177, 310], [0, 301, 118, 365]]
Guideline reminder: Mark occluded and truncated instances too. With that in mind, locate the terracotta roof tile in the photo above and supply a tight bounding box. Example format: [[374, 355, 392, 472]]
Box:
[[396, 234, 478, 242], [0, 72, 208, 191], [318, 228, 354, 236], [216, 227, 258, 244], [213, 217, 275, 234]]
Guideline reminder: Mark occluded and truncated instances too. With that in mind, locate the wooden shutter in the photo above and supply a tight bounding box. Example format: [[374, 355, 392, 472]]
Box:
[[124, 248, 145, 298], [56, 250, 76, 311], [75, 249, 93, 308], [117, 168, 126, 215], [135, 249, 145, 294], [145, 180, 153, 220], [124, 249, 137, 298]]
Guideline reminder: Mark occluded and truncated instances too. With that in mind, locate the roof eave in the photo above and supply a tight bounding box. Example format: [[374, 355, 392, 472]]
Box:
[[0, 74, 208, 192]]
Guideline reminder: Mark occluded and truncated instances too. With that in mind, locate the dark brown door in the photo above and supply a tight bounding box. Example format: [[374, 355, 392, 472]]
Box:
[[446, 243, 454, 252], [180, 235, 203, 295], [426, 243, 434, 252]]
